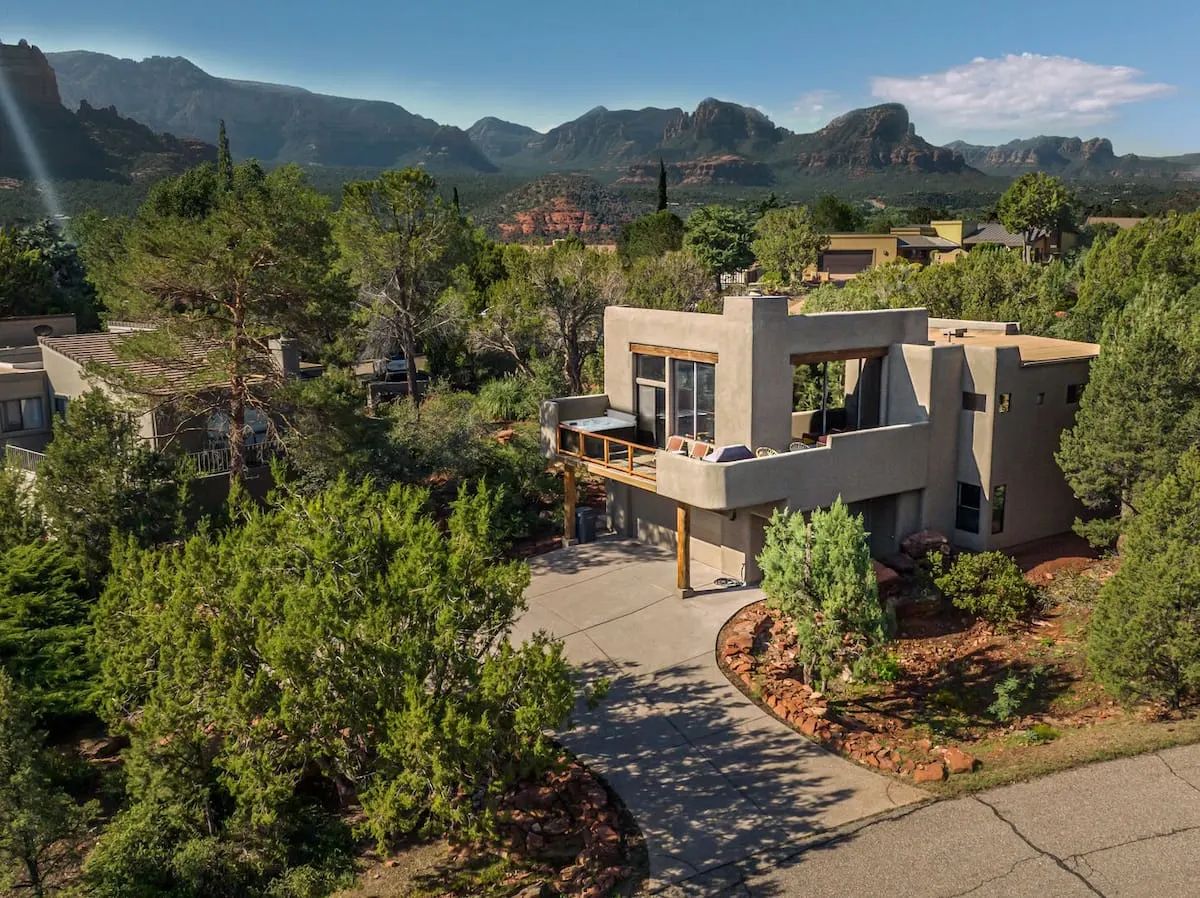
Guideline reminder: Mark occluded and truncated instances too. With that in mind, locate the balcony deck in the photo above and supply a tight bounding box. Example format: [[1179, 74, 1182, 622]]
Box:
[[556, 424, 658, 488]]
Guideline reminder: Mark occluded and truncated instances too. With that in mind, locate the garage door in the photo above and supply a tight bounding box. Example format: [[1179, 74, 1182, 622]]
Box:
[[821, 250, 874, 275]]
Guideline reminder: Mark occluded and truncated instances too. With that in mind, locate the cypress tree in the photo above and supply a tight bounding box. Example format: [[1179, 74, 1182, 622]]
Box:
[[452, 186, 460, 211], [656, 158, 668, 212], [217, 119, 234, 192]]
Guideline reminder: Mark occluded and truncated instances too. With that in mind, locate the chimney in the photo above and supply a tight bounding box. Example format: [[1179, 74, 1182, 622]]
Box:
[[269, 337, 300, 379]]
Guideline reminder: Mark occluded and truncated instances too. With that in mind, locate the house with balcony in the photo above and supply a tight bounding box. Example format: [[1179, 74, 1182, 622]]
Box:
[[541, 295, 1098, 595]]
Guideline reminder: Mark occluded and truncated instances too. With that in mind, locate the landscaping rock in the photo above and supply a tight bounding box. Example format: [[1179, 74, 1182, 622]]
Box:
[[901, 529, 950, 559], [872, 560, 902, 594], [881, 552, 917, 574], [724, 633, 753, 655], [516, 883, 554, 898], [913, 762, 946, 784], [942, 747, 977, 775]]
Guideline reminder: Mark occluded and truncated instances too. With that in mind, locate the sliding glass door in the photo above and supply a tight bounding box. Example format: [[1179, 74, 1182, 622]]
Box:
[[672, 360, 716, 442]]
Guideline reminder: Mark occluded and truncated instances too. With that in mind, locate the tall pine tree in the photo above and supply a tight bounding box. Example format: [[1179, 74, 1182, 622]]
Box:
[[216, 119, 234, 192], [656, 158, 668, 212]]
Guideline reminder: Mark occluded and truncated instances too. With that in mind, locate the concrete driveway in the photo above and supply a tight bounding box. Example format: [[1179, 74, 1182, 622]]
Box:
[[510, 538, 926, 891]]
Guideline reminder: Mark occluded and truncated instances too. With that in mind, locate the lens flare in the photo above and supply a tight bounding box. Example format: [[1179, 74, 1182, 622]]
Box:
[[0, 62, 65, 221]]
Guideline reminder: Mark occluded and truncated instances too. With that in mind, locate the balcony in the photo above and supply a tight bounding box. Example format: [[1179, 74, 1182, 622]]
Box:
[[3, 444, 45, 475], [654, 422, 931, 511], [542, 395, 659, 488]]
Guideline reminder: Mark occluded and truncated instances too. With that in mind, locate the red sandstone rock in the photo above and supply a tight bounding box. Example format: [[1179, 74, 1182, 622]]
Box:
[[913, 762, 946, 784], [942, 747, 977, 775]]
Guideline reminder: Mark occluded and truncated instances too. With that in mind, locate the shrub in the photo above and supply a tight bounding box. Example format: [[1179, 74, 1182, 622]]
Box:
[[936, 551, 1039, 625], [987, 668, 1042, 721], [759, 498, 891, 687], [476, 375, 531, 422]]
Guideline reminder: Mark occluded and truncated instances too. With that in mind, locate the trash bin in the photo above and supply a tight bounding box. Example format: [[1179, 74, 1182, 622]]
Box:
[[575, 507, 597, 544]]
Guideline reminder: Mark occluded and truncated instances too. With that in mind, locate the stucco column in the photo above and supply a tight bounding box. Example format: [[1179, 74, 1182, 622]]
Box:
[[676, 502, 692, 598], [563, 466, 577, 545]]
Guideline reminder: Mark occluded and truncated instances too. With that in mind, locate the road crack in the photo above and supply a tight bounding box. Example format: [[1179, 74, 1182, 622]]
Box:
[[973, 797, 1105, 896]]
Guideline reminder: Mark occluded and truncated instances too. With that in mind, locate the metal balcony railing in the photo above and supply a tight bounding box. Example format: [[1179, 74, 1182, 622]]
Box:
[[3, 444, 45, 474]]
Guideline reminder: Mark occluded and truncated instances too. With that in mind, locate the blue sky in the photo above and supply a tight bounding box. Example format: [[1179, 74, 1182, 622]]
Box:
[[10, 0, 1200, 153]]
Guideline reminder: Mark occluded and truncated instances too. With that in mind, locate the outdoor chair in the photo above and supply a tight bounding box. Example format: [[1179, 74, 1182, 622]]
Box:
[[689, 442, 711, 460], [755, 446, 778, 458], [666, 435, 687, 453]]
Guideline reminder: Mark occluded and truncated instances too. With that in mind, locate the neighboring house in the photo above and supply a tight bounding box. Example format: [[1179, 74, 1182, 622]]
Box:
[[811, 220, 1077, 279], [541, 295, 1097, 594], [1, 316, 306, 488]]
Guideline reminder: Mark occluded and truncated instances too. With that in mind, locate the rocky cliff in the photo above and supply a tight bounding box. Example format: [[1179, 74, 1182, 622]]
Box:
[[945, 136, 1189, 179], [780, 104, 967, 175], [484, 174, 635, 242], [0, 38, 215, 183], [468, 117, 541, 162], [616, 155, 775, 187]]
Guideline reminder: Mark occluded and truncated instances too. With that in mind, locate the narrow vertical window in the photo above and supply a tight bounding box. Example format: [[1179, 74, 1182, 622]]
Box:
[[991, 485, 1007, 535]]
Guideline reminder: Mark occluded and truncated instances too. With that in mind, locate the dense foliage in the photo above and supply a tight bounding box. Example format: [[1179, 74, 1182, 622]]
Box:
[[88, 480, 576, 895], [1088, 448, 1200, 707], [0, 223, 102, 329], [758, 499, 890, 687], [752, 205, 828, 284]]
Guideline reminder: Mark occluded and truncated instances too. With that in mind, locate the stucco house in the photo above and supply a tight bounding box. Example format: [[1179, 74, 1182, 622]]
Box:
[[813, 220, 1078, 279], [541, 295, 1097, 594]]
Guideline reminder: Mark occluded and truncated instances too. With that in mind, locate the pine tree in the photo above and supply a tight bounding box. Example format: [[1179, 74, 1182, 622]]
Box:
[[452, 185, 460, 211], [656, 157, 668, 212], [1088, 447, 1200, 707], [0, 672, 95, 898], [216, 119, 233, 192]]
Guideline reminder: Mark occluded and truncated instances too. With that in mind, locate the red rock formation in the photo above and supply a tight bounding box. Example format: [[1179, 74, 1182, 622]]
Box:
[[0, 38, 61, 107], [617, 155, 774, 187], [498, 196, 621, 241]]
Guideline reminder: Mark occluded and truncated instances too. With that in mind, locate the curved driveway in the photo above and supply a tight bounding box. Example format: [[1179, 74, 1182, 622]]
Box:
[[511, 538, 926, 892]]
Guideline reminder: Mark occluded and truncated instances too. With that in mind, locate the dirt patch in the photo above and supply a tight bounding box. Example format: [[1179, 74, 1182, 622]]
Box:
[[336, 756, 647, 898], [717, 555, 1192, 788]]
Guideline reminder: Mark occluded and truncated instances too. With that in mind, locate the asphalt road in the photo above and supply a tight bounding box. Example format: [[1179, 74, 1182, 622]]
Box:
[[656, 743, 1200, 897]]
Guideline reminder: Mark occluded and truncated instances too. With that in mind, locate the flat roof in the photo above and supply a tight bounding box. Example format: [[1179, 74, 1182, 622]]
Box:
[[928, 328, 1099, 364]]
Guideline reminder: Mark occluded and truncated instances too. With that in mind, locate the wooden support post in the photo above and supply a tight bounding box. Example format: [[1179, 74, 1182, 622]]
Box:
[[564, 466, 577, 545], [676, 502, 692, 598]]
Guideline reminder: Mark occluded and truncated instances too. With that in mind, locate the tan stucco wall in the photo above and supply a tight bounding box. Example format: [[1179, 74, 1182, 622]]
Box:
[[0, 315, 76, 348], [814, 234, 901, 274], [931, 220, 973, 246], [39, 346, 158, 442], [986, 354, 1092, 549], [0, 369, 51, 448], [601, 298, 928, 453]]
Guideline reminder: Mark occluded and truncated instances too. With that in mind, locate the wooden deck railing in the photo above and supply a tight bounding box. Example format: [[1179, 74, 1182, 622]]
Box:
[[556, 424, 658, 482]]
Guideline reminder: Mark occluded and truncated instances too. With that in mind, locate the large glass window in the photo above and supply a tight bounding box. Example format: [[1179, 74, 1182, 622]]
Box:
[[1, 397, 43, 432], [672, 360, 716, 442], [635, 354, 666, 382], [956, 482, 982, 534]]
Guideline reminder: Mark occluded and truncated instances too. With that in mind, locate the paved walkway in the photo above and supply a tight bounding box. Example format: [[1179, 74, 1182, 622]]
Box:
[[670, 743, 1200, 897], [510, 539, 925, 891]]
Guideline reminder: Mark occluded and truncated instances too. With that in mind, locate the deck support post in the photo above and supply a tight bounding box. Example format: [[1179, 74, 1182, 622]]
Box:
[[676, 502, 692, 598], [563, 466, 577, 546]]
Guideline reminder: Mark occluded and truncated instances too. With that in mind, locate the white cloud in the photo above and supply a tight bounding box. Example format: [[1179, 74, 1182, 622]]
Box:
[[793, 89, 839, 117], [870, 54, 1174, 130]]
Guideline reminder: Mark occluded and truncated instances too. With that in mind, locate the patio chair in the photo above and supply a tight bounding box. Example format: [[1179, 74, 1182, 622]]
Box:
[[689, 442, 711, 460], [755, 446, 778, 458], [666, 435, 687, 453]]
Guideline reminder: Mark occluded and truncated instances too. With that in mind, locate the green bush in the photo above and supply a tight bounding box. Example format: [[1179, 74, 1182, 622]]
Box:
[[476, 375, 531, 423], [936, 551, 1039, 625], [987, 668, 1042, 721], [758, 498, 891, 687]]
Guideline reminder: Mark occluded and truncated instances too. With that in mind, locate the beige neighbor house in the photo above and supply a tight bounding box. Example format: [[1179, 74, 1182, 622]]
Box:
[[1, 316, 307, 496], [541, 295, 1098, 594]]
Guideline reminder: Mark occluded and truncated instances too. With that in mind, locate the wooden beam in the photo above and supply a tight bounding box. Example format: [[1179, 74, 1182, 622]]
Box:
[[790, 346, 888, 366], [630, 343, 719, 365], [564, 466, 577, 543], [676, 502, 691, 596]]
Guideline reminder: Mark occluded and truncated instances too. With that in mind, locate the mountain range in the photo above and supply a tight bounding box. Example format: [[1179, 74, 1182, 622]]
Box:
[[0, 40, 214, 185], [40, 49, 1197, 188]]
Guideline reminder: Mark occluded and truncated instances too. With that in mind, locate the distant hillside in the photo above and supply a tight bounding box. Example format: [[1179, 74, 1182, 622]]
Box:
[[467, 117, 541, 163], [47, 50, 497, 173], [945, 136, 1193, 179], [0, 39, 214, 185], [476, 174, 639, 242]]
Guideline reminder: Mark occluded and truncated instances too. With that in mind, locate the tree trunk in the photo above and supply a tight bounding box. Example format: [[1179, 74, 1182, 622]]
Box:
[[228, 385, 246, 483], [401, 327, 419, 402]]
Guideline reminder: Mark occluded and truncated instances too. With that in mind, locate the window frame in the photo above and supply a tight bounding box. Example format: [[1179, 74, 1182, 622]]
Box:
[[0, 399, 21, 432], [991, 484, 1007, 535], [1066, 383, 1084, 404], [955, 481, 983, 534], [670, 358, 717, 443]]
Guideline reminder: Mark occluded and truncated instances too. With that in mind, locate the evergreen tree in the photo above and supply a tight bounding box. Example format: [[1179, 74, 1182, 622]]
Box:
[[216, 120, 233, 193], [0, 672, 95, 898], [758, 498, 890, 686], [617, 209, 684, 264], [656, 158, 668, 212], [452, 185, 460, 211], [1088, 447, 1200, 707], [752, 205, 829, 284], [1057, 282, 1200, 545], [683, 205, 756, 291]]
